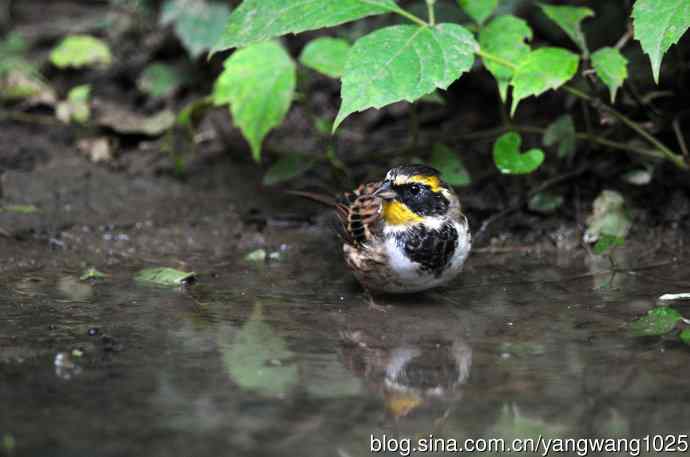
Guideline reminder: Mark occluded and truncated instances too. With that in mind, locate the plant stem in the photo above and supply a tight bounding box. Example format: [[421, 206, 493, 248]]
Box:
[[476, 49, 689, 170], [386, 4, 428, 27], [426, 0, 436, 26]]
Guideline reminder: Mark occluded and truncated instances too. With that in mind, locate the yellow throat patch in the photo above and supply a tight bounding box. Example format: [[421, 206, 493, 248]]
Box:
[[383, 200, 423, 225]]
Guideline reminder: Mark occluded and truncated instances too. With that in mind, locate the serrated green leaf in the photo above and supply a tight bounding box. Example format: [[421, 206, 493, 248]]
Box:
[[511, 47, 579, 116], [680, 328, 690, 345], [539, 3, 594, 54], [429, 143, 471, 186], [263, 154, 315, 186], [213, 0, 399, 52], [335, 23, 477, 130], [479, 15, 532, 102], [632, 0, 690, 84], [212, 41, 296, 161], [493, 132, 544, 175], [528, 192, 563, 214], [629, 307, 682, 337], [138, 63, 184, 98], [299, 37, 350, 78], [543, 114, 576, 158], [591, 47, 628, 103], [50, 35, 112, 69], [161, 0, 231, 58], [593, 234, 625, 255], [458, 0, 497, 25], [220, 303, 298, 395], [135, 267, 196, 286]]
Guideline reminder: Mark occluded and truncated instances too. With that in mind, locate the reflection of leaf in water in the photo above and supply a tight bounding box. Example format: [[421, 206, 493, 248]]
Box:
[[220, 303, 298, 395], [490, 404, 568, 441], [303, 353, 361, 399]]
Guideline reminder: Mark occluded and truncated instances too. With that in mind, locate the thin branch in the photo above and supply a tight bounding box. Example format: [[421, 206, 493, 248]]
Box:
[[426, 0, 436, 26], [673, 114, 690, 162]]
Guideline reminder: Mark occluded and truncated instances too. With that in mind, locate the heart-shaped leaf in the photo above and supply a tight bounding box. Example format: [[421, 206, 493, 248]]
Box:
[[335, 23, 477, 131], [493, 132, 544, 174], [629, 307, 682, 337]]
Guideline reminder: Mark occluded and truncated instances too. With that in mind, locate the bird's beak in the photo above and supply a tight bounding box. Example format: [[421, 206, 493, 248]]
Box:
[[374, 180, 397, 200]]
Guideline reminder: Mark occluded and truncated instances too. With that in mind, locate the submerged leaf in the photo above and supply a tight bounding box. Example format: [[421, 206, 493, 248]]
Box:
[[632, 0, 690, 84], [213, 41, 296, 161], [584, 190, 631, 244], [429, 143, 471, 186], [50, 35, 112, 69], [135, 267, 196, 286], [213, 0, 398, 52], [511, 47, 579, 116], [493, 132, 544, 175], [629, 307, 682, 337], [220, 304, 298, 395], [335, 23, 477, 130], [680, 328, 690, 345], [299, 37, 350, 78]]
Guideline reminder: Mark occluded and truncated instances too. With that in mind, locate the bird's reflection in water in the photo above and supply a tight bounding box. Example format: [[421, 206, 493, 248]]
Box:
[[340, 329, 472, 426]]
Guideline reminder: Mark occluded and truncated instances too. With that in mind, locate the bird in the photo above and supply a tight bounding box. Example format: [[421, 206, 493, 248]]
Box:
[[292, 164, 471, 298]]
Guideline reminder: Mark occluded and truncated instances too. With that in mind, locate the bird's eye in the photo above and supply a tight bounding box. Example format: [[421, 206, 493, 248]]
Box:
[[409, 184, 421, 195]]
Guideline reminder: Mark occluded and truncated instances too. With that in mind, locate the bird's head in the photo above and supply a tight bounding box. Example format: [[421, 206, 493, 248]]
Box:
[[375, 165, 456, 226]]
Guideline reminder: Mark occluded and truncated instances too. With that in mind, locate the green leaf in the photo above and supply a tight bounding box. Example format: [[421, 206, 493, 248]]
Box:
[[135, 267, 196, 286], [299, 37, 350, 78], [80, 267, 107, 281], [511, 47, 579, 116], [57, 85, 91, 124], [335, 23, 477, 131], [138, 63, 184, 98], [629, 307, 682, 337], [632, 0, 690, 84], [539, 3, 594, 54], [584, 190, 632, 244], [493, 132, 544, 175], [0, 204, 39, 214], [429, 143, 471, 186], [220, 303, 298, 395], [591, 47, 628, 103], [213, 0, 399, 52], [479, 15, 532, 102], [680, 328, 690, 345], [50, 35, 112, 69], [161, 0, 231, 58], [177, 96, 213, 127], [593, 234, 625, 255], [528, 192, 563, 214], [212, 41, 296, 161], [543, 114, 576, 158], [263, 154, 315, 186], [245, 249, 267, 262], [458, 0, 497, 25]]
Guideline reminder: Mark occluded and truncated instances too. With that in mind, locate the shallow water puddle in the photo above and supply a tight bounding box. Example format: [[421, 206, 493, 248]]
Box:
[[1, 242, 690, 456]]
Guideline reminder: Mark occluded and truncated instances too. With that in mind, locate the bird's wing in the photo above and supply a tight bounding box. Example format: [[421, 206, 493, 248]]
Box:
[[336, 181, 384, 246]]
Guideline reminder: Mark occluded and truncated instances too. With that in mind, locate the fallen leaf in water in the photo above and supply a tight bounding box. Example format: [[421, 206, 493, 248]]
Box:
[[135, 267, 196, 286]]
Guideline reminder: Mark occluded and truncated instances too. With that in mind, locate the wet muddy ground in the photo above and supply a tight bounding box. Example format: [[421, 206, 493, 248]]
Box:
[[2, 121, 690, 457]]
